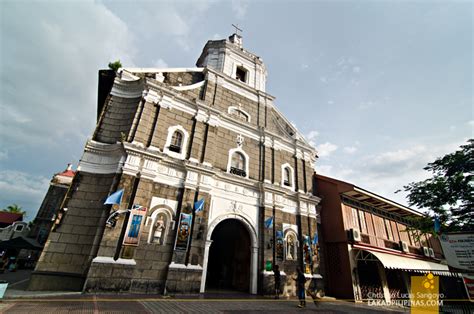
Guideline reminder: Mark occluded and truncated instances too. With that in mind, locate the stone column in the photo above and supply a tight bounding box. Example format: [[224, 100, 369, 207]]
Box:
[[200, 239, 213, 293], [251, 245, 259, 294]]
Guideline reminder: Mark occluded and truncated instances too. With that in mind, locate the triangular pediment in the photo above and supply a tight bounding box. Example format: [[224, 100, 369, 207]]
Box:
[[268, 106, 314, 151]]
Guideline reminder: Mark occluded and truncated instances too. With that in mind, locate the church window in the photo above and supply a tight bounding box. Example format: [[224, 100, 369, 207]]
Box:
[[169, 130, 183, 153], [236, 66, 248, 83], [230, 152, 246, 177], [285, 231, 298, 260], [164, 125, 189, 160], [229, 107, 250, 123], [281, 164, 294, 189], [228, 106, 251, 123], [283, 167, 291, 186]]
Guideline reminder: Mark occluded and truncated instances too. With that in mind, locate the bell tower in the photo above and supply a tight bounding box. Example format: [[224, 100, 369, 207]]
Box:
[[196, 31, 267, 92]]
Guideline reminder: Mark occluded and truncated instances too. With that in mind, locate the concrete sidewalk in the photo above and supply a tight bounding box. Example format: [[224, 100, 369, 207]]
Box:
[[1, 296, 407, 313], [0, 291, 409, 313]]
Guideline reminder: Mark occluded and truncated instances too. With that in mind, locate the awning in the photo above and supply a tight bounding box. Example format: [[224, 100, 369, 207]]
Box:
[[0, 236, 43, 250], [360, 249, 455, 277]]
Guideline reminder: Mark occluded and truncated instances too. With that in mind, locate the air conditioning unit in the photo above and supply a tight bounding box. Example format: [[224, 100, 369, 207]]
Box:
[[429, 248, 435, 258], [400, 241, 409, 253], [349, 228, 361, 242], [423, 246, 430, 257]]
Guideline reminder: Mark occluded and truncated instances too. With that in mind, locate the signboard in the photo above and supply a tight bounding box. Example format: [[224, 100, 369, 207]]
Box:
[[439, 233, 474, 272], [123, 205, 147, 246], [175, 213, 192, 251]]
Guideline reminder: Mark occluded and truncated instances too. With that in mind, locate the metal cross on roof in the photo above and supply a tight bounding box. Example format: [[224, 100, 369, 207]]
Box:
[[232, 24, 243, 36]]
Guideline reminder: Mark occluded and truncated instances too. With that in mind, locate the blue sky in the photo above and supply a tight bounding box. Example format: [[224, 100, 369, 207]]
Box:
[[0, 0, 472, 219]]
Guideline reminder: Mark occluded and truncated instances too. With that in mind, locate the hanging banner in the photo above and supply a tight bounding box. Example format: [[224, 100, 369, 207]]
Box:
[[311, 232, 320, 268], [175, 213, 192, 251], [123, 205, 147, 246], [303, 235, 312, 274], [276, 230, 284, 261], [463, 275, 474, 301], [439, 233, 474, 272]]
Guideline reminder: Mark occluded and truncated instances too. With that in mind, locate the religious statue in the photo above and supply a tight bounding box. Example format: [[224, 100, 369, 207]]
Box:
[[153, 215, 165, 244], [287, 235, 295, 260]]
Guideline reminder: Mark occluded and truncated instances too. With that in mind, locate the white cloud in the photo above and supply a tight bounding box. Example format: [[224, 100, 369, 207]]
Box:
[[321, 140, 468, 207], [0, 104, 31, 124], [1, 1, 136, 151], [307, 130, 319, 140], [232, 0, 248, 19], [319, 76, 328, 83], [0, 150, 8, 161], [152, 58, 169, 68], [316, 142, 338, 157], [0, 170, 50, 219], [327, 100, 334, 105], [352, 66, 361, 73], [316, 164, 332, 175], [343, 146, 357, 154], [0, 1, 138, 163], [358, 101, 375, 110], [306, 130, 319, 146], [370, 145, 426, 166], [301, 63, 309, 70]]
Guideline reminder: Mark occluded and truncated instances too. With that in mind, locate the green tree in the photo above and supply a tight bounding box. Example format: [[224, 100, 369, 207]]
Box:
[[402, 139, 473, 233], [108, 60, 122, 72], [3, 203, 26, 217]]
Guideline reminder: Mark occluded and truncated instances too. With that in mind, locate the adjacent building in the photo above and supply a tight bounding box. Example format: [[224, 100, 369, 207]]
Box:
[[315, 174, 465, 303], [29, 164, 75, 245], [0, 212, 28, 241], [29, 33, 322, 295]]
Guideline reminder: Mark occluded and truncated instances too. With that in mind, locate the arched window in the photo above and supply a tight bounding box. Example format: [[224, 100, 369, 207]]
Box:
[[285, 231, 298, 260], [281, 164, 294, 189], [169, 131, 183, 153], [228, 107, 250, 123], [164, 125, 189, 159], [236, 66, 248, 83], [230, 152, 246, 177], [283, 167, 291, 186]]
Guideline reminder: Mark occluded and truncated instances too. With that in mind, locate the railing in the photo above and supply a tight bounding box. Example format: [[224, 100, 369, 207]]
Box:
[[169, 145, 181, 153], [230, 167, 246, 177]]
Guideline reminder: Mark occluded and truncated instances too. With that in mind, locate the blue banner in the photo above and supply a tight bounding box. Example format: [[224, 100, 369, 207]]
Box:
[[104, 189, 124, 205], [194, 198, 205, 213], [264, 216, 273, 229]]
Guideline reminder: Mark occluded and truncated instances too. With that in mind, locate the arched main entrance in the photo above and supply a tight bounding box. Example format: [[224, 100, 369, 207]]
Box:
[[205, 219, 251, 292]]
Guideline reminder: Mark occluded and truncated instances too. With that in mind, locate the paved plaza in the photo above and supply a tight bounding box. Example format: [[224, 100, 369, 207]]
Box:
[[0, 295, 407, 313]]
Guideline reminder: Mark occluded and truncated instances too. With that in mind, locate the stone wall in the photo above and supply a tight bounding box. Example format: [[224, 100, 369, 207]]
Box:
[[95, 95, 141, 144], [29, 171, 116, 291], [84, 176, 181, 294], [29, 183, 68, 244]]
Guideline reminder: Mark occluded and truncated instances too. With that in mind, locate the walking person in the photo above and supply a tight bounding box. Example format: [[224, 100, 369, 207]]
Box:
[[294, 267, 307, 308], [273, 264, 281, 299]]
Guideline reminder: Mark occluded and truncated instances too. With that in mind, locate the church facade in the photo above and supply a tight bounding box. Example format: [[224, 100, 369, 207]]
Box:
[[29, 33, 322, 295]]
